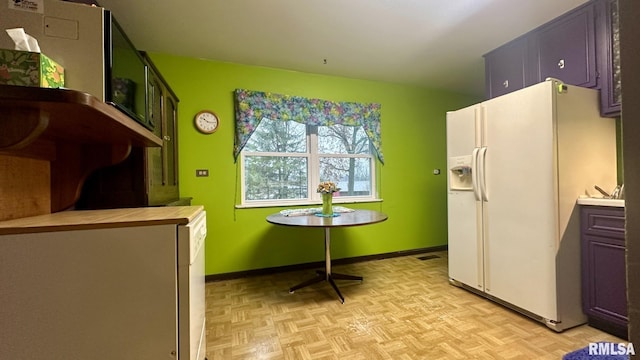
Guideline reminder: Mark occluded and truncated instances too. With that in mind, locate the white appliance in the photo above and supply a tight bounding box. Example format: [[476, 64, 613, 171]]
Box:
[[179, 211, 208, 360], [446, 79, 617, 332], [0, 208, 207, 359]]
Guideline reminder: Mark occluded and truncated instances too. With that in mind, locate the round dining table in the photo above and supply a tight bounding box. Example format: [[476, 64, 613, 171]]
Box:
[[266, 209, 388, 303]]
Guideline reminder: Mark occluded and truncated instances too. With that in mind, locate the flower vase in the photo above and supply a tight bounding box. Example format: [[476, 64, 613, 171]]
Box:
[[321, 193, 333, 216]]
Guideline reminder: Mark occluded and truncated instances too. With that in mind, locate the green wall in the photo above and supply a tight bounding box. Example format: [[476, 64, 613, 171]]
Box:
[[149, 53, 479, 276]]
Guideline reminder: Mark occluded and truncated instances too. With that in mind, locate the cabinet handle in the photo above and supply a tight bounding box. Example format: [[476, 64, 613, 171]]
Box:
[[163, 135, 171, 141], [503, 80, 509, 88], [558, 59, 565, 69]]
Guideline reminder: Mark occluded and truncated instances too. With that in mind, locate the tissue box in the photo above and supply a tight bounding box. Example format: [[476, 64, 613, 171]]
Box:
[[0, 49, 64, 88]]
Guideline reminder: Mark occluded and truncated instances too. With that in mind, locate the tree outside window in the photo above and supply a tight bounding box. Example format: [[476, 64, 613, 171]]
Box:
[[241, 119, 375, 205]]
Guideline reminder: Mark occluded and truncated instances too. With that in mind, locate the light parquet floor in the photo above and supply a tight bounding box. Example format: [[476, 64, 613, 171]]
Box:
[[205, 251, 622, 359]]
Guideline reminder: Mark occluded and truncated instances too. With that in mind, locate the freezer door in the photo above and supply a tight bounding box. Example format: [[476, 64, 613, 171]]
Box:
[[482, 81, 559, 320], [446, 106, 485, 291], [446, 105, 481, 157]]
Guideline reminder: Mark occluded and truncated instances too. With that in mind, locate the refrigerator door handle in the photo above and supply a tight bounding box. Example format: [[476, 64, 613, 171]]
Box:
[[471, 147, 481, 201], [479, 146, 488, 201]]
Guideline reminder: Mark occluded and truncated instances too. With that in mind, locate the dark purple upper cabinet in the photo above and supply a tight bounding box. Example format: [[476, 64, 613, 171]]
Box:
[[484, 37, 529, 99], [532, 4, 597, 87], [596, 0, 621, 117], [484, 1, 620, 116], [484, 2, 597, 100]]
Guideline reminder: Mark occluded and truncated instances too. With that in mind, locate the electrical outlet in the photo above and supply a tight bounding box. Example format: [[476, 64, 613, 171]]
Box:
[[196, 169, 209, 177]]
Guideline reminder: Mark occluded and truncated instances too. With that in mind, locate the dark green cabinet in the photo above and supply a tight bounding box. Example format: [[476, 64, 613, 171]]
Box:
[[77, 55, 181, 208], [145, 56, 180, 206]]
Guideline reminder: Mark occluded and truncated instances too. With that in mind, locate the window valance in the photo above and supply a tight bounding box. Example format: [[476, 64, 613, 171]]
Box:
[[233, 89, 384, 163]]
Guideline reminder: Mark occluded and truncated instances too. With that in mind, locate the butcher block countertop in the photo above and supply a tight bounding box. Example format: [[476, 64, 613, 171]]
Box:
[[0, 206, 204, 235]]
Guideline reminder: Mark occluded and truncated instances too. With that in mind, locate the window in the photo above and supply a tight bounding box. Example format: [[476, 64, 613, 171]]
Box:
[[233, 89, 383, 207], [241, 120, 376, 206]]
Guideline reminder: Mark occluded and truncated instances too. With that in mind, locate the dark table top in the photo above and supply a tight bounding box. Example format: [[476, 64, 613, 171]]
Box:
[[266, 209, 388, 228]]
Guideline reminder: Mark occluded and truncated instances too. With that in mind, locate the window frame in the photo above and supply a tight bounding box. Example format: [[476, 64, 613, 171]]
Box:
[[238, 124, 378, 208]]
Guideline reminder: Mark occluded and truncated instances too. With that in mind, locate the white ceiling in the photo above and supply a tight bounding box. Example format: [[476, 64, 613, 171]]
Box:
[[97, 0, 590, 97]]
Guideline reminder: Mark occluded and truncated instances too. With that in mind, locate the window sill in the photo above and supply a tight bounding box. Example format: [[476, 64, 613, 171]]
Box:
[[235, 198, 383, 209]]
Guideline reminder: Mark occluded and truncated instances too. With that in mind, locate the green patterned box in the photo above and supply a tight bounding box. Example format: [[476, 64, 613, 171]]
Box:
[[0, 49, 65, 88]]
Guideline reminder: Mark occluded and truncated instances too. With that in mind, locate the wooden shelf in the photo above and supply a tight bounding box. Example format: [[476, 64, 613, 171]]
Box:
[[0, 85, 161, 151], [0, 85, 163, 220]]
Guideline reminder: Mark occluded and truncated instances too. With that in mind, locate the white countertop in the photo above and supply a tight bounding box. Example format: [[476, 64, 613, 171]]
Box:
[[577, 197, 625, 207]]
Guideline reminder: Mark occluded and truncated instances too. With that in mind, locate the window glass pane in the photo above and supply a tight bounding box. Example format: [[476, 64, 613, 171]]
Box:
[[319, 157, 371, 197], [318, 124, 370, 154], [245, 119, 307, 153], [244, 156, 308, 200]]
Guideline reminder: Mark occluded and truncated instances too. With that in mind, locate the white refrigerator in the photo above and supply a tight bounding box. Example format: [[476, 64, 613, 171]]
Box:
[[446, 79, 617, 332]]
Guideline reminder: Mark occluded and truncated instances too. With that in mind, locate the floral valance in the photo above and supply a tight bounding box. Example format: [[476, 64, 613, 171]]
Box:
[[233, 89, 384, 163]]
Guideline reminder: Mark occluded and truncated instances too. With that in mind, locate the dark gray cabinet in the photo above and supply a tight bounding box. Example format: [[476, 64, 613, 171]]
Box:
[[581, 205, 627, 339], [596, 0, 621, 116]]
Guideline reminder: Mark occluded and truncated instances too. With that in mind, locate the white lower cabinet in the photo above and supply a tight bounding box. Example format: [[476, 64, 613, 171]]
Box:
[[1, 224, 181, 359]]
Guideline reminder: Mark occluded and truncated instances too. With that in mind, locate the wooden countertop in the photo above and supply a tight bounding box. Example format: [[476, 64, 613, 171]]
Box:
[[0, 206, 204, 235]]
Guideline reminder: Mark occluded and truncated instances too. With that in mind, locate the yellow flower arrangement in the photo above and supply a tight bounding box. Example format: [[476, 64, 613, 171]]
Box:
[[317, 181, 340, 194]]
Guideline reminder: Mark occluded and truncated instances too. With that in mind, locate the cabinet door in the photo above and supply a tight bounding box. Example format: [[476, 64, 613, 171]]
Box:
[[596, 0, 621, 116], [484, 37, 528, 99], [145, 57, 180, 206], [147, 68, 163, 139], [164, 94, 178, 188], [584, 235, 627, 320], [534, 4, 597, 87], [147, 69, 165, 193], [581, 206, 627, 338], [0, 225, 179, 359]]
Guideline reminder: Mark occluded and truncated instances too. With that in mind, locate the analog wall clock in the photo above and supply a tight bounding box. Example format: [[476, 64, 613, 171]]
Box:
[[194, 110, 220, 134]]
